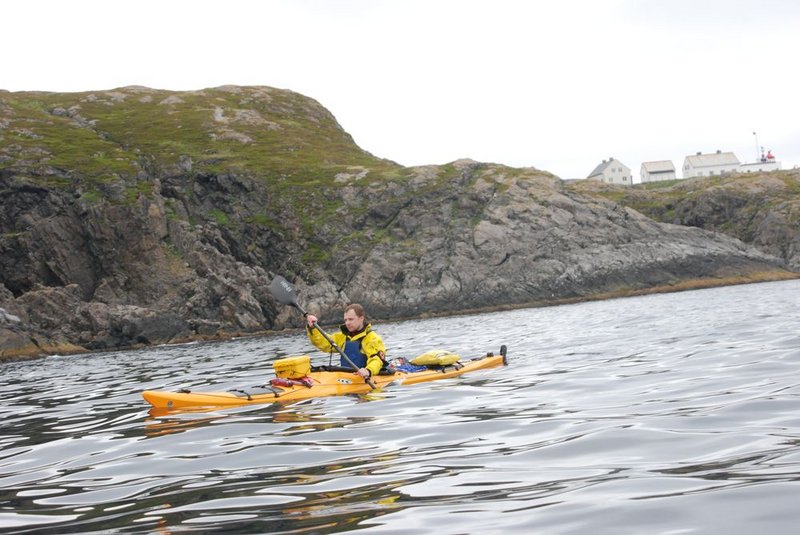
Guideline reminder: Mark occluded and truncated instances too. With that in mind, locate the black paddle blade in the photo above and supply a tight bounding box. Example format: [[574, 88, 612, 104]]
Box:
[[270, 275, 299, 307]]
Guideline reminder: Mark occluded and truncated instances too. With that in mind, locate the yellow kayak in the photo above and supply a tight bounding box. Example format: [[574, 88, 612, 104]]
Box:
[[142, 347, 507, 411]]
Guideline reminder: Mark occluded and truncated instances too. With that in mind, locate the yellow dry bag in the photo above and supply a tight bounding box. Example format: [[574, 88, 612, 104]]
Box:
[[273, 355, 311, 378], [410, 349, 461, 366]]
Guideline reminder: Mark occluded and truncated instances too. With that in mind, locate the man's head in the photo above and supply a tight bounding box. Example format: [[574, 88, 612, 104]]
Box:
[[343, 304, 366, 333]]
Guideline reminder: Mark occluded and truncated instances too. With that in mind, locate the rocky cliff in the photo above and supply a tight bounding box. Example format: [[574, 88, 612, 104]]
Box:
[[1, 86, 796, 359], [568, 172, 800, 270]]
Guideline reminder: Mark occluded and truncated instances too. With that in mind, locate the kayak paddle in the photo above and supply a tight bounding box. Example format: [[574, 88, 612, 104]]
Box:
[[269, 275, 378, 389]]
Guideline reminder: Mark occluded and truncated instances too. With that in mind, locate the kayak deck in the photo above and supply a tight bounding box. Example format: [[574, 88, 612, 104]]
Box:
[[143, 346, 507, 411]]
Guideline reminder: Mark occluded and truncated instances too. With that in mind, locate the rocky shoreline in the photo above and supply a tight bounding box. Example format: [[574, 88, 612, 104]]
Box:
[[4, 269, 795, 363]]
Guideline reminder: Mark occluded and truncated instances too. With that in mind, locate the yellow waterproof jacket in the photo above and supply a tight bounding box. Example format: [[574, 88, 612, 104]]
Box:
[[307, 323, 386, 377]]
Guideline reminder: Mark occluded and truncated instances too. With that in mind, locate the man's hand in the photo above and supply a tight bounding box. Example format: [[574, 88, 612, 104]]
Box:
[[356, 367, 371, 379]]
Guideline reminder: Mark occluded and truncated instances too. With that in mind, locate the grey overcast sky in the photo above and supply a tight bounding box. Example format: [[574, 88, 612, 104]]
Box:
[[3, 0, 799, 180]]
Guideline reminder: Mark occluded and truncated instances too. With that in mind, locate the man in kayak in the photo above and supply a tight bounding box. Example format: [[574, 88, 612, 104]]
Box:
[[305, 304, 386, 380]]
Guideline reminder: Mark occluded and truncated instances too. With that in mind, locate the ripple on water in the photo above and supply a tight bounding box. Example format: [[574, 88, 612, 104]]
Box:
[[1, 280, 800, 533]]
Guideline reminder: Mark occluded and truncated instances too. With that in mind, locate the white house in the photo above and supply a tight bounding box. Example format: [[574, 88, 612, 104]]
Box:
[[587, 157, 632, 186], [640, 160, 676, 183], [683, 150, 740, 178]]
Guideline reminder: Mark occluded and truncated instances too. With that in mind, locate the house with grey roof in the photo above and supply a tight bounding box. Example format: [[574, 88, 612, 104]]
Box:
[[587, 157, 632, 186], [640, 160, 676, 183], [683, 150, 740, 178]]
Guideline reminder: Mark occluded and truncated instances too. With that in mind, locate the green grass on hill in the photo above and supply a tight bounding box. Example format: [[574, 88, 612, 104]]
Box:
[[1, 86, 403, 189]]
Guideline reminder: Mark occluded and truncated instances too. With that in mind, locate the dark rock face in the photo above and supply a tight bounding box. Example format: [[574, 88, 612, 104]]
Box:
[[1, 87, 796, 359], [668, 181, 800, 271], [0, 161, 792, 358], [334, 162, 789, 320], [0, 172, 282, 355], [578, 172, 800, 270]]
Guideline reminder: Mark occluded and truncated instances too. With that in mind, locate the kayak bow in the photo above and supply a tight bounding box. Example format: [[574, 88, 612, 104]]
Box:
[[142, 346, 507, 411]]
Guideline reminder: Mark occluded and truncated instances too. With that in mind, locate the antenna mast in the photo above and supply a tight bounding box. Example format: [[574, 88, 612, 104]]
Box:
[[753, 131, 760, 162]]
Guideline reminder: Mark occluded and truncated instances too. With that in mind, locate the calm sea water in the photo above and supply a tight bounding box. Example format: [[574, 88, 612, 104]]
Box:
[[2, 280, 800, 534]]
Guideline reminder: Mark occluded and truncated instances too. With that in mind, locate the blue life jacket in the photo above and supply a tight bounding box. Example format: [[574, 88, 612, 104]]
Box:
[[343, 338, 366, 368]]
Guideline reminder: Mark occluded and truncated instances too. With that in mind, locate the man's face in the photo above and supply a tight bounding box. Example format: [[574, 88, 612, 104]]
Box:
[[343, 309, 364, 333]]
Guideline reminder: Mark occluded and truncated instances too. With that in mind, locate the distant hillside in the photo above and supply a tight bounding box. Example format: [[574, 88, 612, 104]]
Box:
[[1, 86, 796, 359], [568, 172, 800, 270]]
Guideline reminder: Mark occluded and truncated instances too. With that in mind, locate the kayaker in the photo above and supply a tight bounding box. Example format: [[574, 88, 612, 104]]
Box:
[[305, 304, 386, 380]]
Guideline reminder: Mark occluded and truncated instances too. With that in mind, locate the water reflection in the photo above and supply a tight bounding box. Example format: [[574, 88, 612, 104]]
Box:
[[144, 414, 228, 437]]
